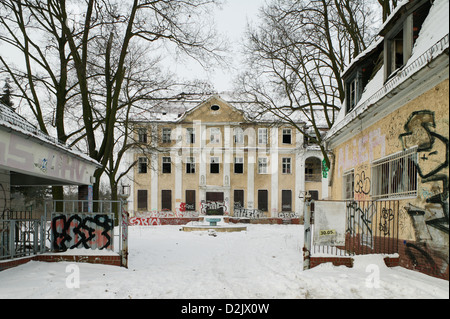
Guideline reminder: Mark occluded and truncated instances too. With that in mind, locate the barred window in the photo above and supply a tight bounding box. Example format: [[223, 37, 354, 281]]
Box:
[[371, 148, 418, 199]]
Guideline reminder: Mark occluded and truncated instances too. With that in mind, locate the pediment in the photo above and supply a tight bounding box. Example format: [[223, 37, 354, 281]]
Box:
[[178, 96, 246, 124]]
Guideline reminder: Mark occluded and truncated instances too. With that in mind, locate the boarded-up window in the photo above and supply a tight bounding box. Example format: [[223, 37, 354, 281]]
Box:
[[137, 190, 148, 211], [282, 190, 292, 211], [185, 190, 196, 211], [234, 190, 244, 209], [258, 190, 268, 212], [161, 190, 172, 211]]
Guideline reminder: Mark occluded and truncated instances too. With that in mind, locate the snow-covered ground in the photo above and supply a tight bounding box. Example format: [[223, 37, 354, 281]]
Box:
[[0, 224, 448, 299]]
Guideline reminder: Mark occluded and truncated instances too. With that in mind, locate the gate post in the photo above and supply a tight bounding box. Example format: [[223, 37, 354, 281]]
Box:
[[121, 208, 129, 268], [303, 193, 312, 270]]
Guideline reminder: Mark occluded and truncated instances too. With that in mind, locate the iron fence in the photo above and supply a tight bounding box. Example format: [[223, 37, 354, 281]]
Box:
[[312, 200, 400, 256], [1, 215, 45, 260]]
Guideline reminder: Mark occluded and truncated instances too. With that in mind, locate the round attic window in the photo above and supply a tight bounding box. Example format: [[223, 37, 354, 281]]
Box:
[[210, 104, 220, 111]]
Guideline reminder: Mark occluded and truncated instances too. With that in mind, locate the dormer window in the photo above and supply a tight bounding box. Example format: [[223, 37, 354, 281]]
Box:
[[383, 1, 432, 80], [347, 76, 360, 113]]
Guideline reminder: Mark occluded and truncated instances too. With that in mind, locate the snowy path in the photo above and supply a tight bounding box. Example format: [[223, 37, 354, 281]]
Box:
[[0, 225, 448, 299]]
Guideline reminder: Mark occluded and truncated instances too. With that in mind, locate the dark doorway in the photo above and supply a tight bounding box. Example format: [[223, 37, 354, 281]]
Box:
[[205, 192, 225, 215]]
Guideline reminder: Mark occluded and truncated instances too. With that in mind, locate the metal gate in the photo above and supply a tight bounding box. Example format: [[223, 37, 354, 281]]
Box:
[[306, 200, 400, 258], [1, 209, 45, 260]]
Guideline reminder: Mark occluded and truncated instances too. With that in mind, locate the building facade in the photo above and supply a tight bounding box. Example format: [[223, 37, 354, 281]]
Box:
[[130, 95, 329, 219], [0, 101, 99, 215], [324, 0, 449, 279]]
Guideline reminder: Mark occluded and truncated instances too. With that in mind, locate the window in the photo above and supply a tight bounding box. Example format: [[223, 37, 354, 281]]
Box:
[[210, 127, 220, 144], [258, 190, 268, 212], [138, 128, 147, 143], [282, 158, 291, 174], [186, 128, 195, 144], [234, 190, 244, 210], [138, 157, 147, 174], [282, 128, 292, 144], [305, 157, 322, 181], [210, 157, 220, 174], [137, 190, 148, 211], [161, 190, 172, 211], [347, 77, 359, 113], [162, 128, 171, 143], [343, 170, 355, 200], [211, 104, 220, 111], [162, 157, 171, 174], [186, 157, 196, 174], [185, 190, 196, 211], [258, 157, 268, 174], [371, 148, 418, 199], [234, 157, 244, 174], [234, 127, 244, 144], [258, 128, 268, 145], [281, 190, 292, 211]]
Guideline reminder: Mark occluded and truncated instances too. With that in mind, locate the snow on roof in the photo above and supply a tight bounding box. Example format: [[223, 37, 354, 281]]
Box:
[[326, 0, 449, 142], [0, 101, 100, 166]]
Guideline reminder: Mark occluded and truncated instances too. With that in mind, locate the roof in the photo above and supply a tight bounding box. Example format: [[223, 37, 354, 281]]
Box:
[[0, 101, 100, 166], [130, 92, 309, 125], [325, 0, 449, 143]]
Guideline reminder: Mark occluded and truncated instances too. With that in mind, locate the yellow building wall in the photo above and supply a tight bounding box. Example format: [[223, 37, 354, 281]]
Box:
[[331, 79, 449, 241]]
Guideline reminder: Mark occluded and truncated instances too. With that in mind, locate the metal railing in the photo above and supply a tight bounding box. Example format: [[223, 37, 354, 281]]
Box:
[[1, 217, 45, 260], [311, 200, 400, 256], [46, 200, 125, 254]]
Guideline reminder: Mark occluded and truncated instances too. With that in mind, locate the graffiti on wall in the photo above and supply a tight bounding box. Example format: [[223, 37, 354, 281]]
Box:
[[133, 210, 200, 218], [354, 170, 371, 200], [337, 128, 386, 177], [129, 217, 162, 226], [52, 214, 114, 251], [233, 204, 264, 219], [399, 110, 449, 277], [201, 201, 228, 215], [346, 201, 375, 248], [0, 133, 93, 185]]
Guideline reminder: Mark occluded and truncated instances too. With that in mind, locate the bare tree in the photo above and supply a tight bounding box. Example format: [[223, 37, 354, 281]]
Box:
[[237, 0, 380, 168], [378, 0, 399, 22], [1, 0, 226, 201]]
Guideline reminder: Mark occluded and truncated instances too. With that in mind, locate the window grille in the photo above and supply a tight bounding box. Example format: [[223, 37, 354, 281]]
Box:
[[371, 148, 418, 199]]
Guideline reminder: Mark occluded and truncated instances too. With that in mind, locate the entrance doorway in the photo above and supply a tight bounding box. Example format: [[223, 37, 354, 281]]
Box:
[[205, 192, 225, 215]]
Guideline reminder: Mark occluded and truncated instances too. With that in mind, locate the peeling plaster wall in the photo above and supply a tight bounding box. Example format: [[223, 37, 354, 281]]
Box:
[[330, 79, 449, 279]]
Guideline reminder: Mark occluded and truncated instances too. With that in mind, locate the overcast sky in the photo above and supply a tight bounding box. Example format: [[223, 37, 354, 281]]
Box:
[[169, 0, 264, 93], [0, 1, 264, 93]]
